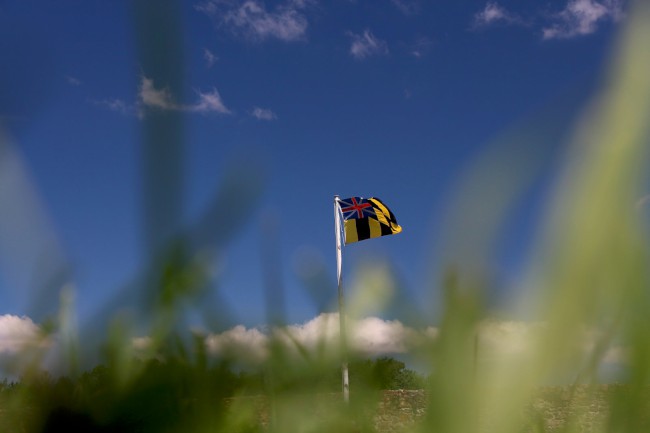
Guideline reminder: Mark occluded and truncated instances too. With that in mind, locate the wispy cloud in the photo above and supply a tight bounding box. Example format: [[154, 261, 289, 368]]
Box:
[[203, 48, 218, 68], [95, 77, 232, 117], [195, 0, 311, 42], [473, 2, 524, 27], [289, 0, 316, 7], [137, 76, 231, 115], [191, 88, 232, 114], [251, 106, 277, 120], [390, 0, 420, 15], [410, 36, 433, 58], [93, 98, 135, 116], [66, 75, 82, 86], [542, 0, 624, 39], [472, 0, 622, 39], [348, 29, 388, 60]]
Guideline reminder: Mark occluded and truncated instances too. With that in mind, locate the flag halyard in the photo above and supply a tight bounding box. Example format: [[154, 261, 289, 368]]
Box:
[[338, 196, 402, 245]]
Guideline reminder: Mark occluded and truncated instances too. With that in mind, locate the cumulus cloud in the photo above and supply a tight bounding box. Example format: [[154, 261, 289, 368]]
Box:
[[0, 314, 46, 354], [352, 317, 422, 354], [0, 315, 55, 379], [476, 320, 630, 379], [204, 315, 628, 367], [0, 312, 628, 381], [348, 30, 388, 59], [473, 2, 524, 27], [478, 320, 543, 358], [203, 313, 435, 363], [251, 106, 277, 120], [196, 0, 310, 42], [276, 313, 342, 350], [542, 0, 624, 40], [206, 325, 269, 363]]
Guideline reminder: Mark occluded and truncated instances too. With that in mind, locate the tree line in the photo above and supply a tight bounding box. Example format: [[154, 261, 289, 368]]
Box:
[[0, 356, 425, 432]]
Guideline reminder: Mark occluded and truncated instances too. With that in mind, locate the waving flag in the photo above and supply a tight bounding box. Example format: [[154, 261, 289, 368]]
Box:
[[338, 196, 402, 244]]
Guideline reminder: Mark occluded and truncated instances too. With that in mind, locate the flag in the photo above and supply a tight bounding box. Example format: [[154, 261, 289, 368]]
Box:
[[338, 196, 402, 244]]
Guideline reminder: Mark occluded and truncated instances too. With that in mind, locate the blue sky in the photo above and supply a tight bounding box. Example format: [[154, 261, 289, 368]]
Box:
[[0, 0, 628, 348]]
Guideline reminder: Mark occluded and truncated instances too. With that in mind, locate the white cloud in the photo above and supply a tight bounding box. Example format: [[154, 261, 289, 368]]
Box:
[[191, 88, 232, 114], [251, 106, 277, 120], [348, 30, 388, 60], [0, 312, 628, 380], [94, 98, 134, 116], [196, 0, 310, 42], [139, 76, 177, 110], [66, 76, 82, 86], [289, 0, 315, 7], [206, 325, 269, 363], [472, 0, 622, 39], [203, 48, 218, 68], [476, 321, 630, 377], [0, 315, 55, 379], [276, 313, 341, 349], [473, 2, 523, 27], [410, 36, 433, 58], [0, 315, 44, 354], [478, 320, 543, 358], [542, 0, 624, 40], [96, 77, 232, 117], [204, 313, 436, 363], [391, 0, 420, 15], [136, 76, 231, 115], [352, 317, 420, 354]]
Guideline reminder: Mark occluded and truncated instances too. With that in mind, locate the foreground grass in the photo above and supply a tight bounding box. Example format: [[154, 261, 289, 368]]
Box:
[[1, 1, 650, 432], [3, 379, 650, 433]]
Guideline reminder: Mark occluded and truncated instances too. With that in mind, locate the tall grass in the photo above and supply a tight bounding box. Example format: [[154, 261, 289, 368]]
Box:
[[1, 1, 650, 432]]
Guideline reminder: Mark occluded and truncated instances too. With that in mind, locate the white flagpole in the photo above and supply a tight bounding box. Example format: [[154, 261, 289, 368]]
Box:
[[334, 195, 350, 403]]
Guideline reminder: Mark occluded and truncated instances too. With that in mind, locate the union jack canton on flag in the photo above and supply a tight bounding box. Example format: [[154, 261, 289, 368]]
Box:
[[338, 196, 402, 244]]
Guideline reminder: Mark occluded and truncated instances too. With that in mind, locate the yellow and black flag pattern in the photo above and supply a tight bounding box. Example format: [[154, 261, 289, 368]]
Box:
[[338, 196, 402, 244]]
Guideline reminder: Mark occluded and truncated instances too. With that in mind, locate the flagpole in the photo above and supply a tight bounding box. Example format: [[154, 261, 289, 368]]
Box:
[[334, 195, 350, 403]]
